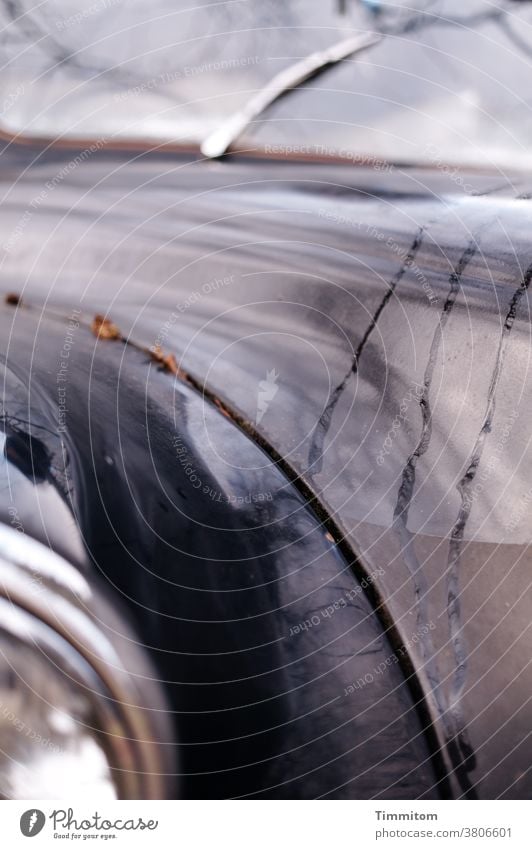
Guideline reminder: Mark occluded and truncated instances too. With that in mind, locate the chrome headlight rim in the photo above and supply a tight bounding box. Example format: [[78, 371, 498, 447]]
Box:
[[0, 522, 176, 799]]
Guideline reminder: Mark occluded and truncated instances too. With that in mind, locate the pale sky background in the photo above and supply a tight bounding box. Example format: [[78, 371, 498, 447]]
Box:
[[1, 1, 532, 166]]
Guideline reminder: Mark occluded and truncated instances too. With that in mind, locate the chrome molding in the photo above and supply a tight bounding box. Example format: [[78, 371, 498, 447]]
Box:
[[0, 524, 175, 799]]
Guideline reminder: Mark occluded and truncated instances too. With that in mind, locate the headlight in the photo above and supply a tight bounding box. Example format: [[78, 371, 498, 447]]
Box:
[[0, 523, 175, 799]]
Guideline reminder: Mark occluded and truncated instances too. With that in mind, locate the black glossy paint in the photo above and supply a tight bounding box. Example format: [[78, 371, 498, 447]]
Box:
[[0, 141, 531, 797], [0, 304, 437, 799]]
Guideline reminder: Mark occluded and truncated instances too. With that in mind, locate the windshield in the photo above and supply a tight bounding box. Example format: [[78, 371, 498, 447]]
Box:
[[1, 0, 532, 168]]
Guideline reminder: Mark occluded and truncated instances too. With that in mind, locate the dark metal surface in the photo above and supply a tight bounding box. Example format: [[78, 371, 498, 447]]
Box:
[[0, 302, 437, 798], [0, 141, 531, 797]]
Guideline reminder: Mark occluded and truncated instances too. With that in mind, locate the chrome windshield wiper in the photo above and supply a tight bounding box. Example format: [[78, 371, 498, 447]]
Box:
[[200, 31, 382, 159]]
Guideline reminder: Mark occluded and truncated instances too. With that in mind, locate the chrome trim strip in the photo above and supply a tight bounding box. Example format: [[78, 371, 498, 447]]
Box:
[[200, 32, 381, 159], [0, 524, 175, 799]]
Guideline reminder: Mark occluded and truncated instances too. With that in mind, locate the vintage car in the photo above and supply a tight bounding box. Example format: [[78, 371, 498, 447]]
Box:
[[0, 0, 531, 799]]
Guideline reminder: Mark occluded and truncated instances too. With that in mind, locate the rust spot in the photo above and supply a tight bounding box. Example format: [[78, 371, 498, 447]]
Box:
[[5, 293, 22, 306], [91, 313, 121, 340], [149, 344, 187, 379], [213, 397, 232, 419]]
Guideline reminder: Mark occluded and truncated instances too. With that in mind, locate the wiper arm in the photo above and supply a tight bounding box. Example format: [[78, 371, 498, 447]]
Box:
[[200, 31, 382, 159]]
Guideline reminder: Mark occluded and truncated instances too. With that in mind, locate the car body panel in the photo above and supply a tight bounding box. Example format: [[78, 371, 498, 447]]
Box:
[[0, 301, 437, 798], [0, 142, 531, 797]]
